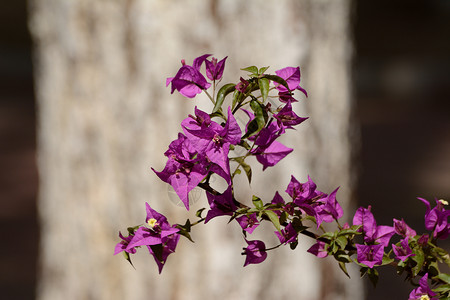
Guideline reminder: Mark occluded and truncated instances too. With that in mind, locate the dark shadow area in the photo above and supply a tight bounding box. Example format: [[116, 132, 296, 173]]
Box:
[[0, 0, 449, 299], [0, 1, 38, 300], [354, 0, 450, 298]]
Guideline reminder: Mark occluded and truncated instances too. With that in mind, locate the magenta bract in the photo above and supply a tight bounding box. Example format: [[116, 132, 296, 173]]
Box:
[[167, 54, 211, 98], [274, 66, 307, 97], [205, 56, 228, 81], [205, 186, 237, 223], [243, 239, 267, 266], [408, 273, 438, 300], [392, 238, 415, 262], [356, 244, 384, 268]]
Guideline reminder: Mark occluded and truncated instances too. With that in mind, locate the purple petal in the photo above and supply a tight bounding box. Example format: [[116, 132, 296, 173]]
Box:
[[374, 225, 395, 247], [243, 239, 267, 266], [126, 227, 162, 250], [254, 141, 293, 170], [356, 244, 384, 268], [192, 54, 211, 71], [275, 67, 301, 92], [353, 206, 377, 241], [307, 241, 328, 258]]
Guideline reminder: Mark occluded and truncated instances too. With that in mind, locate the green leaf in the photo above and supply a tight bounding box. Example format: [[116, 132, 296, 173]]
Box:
[[258, 78, 270, 102], [320, 232, 335, 241], [432, 283, 450, 293], [250, 99, 267, 125], [434, 273, 450, 284], [214, 83, 236, 113], [331, 242, 339, 254], [338, 228, 362, 236], [259, 66, 270, 74], [335, 236, 348, 249], [339, 261, 350, 278], [122, 251, 135, 269], [334, 250, 352, 263], [264, 210, 281, 233], [279, 211, 288, 225], [242, 99, 266, 139], [195, 208, 205, 218], [242, 118, 260, 139], [290, 240, 299, 250], [252, 195, 264, 210], [241, 66, 258, 74], [176, 220, 194, 243], [428, 261, 440, 277], [238, 139, 251, 150], [381, 254, 394, 266], [359, 266, 369, 277], [411, 248, 425, 277], [127, 225, 140, 235], [261, 74, 291, 92]]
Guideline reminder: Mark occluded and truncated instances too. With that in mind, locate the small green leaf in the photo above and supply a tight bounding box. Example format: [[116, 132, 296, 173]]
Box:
[[252, 195, 264, 209], [242, 118, 260, 139], [334, 250, 352, 263], [183, 219, 191, 231], [250, 99, 267, 126], [195, 208, 205, 218], [411, 248, 425, 276], [432, 283, 450, 293], [258, 78, 270, 102], [359, 266, 369, 277], [176, 220, 194, 243], [339, 261, 350, 278], [127, 225, 140, 235], [338, 228, 362, 236], [428, 261, 440, 277], [381, 254, 394, 266], [264, 210, 281, 233], [290, 240, 299, 250], [122, 251, 135, 269], [434, 273, 450, 284], [279, 211, 288, 225], [261, 74, 291, 92], [258, 66, 270, 74], [335, 236, 348, 249], [331, 242, 339, 254], [241, 66, 258, 74], [214, 83, 236, 113], [320, 232, 335, 241], [242, 99, 267, 139]]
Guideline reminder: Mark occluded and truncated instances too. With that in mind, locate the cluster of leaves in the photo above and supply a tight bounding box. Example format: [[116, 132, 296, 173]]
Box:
[[115, 55, 450, 299]]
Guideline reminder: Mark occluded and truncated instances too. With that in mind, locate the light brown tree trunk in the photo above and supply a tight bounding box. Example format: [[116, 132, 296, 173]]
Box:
[[30, 0, 360, 299]]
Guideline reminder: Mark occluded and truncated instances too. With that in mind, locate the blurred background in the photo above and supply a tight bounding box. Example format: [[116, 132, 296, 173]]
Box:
[[1, 0, 449, 299]]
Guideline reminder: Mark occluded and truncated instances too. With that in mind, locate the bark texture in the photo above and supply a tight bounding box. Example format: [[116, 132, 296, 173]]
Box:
[[30, 0, 360, 299]]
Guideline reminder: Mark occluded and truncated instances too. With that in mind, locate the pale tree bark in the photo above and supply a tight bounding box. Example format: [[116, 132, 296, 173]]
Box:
[[30, 0, 360, 300]]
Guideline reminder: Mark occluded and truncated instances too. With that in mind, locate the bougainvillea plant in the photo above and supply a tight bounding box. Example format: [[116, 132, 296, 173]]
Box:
[[115, 54, 450, 299]]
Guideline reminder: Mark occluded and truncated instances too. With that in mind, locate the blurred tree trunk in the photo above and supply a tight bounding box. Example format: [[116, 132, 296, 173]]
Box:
[[30, 0, 359, 300]]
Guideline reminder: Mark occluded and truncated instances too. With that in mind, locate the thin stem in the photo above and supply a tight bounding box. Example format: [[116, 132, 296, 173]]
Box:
[[198, 182, 220, 196], [265, 243, 284, 251], [213, 80, 216, 103], [204, 89, 214, 104], [191, 217, 206, 226]]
